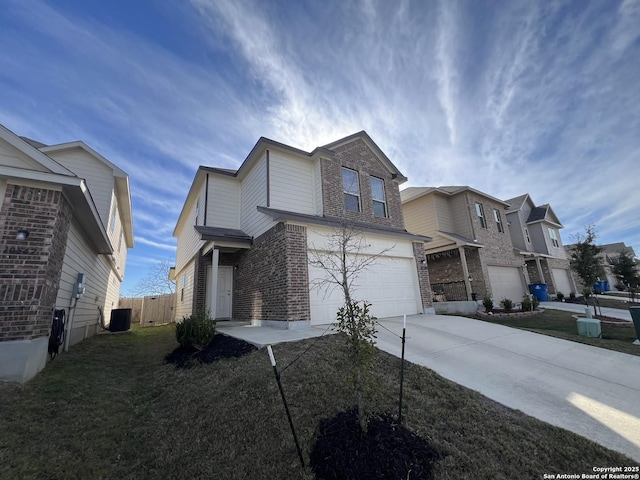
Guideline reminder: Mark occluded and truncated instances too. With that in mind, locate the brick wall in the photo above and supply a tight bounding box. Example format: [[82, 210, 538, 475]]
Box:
[[192, 248, 209, 314], [412, 242, 433, 308], [321, 138, 405, 228], [219, 222, 310, 322], [0, 184, 71, 342]]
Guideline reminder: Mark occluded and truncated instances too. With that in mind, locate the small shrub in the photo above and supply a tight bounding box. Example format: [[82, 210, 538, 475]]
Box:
[[532, 296, 540, 310], [501, 298, 513, 312], [482, 296, 493, 312], [569, 291, 576, 299], [583, 287, 592, 298], [615, 283, 625, 292], [521, 295, 532, 312], [176, 311, 216, 350], [556, 291, 565, 302]]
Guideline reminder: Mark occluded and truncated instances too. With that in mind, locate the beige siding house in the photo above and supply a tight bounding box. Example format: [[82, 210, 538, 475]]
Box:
[[173, 132, 433, 327], [401, 186, 528, 304], [0, 124, 133, 382]]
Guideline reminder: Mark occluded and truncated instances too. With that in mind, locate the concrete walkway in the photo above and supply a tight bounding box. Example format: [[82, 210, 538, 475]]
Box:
[[541, 301, 633, 321], [218, 314, 640, 461]]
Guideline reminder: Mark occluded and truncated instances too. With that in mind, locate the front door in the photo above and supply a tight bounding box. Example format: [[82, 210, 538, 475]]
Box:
[[216, 266, 233, 319]]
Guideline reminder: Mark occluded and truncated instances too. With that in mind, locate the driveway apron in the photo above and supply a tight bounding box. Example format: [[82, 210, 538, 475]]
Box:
[[376, 315, 640, 462]]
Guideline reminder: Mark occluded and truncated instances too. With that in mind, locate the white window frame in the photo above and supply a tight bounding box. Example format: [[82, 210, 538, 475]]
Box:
[[370, 176, 387, 218], [109, 197, 117, 233], [548, 227, 559, 248], [525, 227, 531, 244], [342, 167, 360, 212], [181, 274, 186, 302], [493, 209, 504, 233], [475, 202, 486, 228]]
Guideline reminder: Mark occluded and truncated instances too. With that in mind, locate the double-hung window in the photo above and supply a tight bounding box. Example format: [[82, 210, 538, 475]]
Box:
[[475, 202, 486, 228], [370, 177, 387, 217], [493, 209, 504, 233], [342, 168, 360, 212], [548, 228, 560, 247], [525, 228, 531, 244]]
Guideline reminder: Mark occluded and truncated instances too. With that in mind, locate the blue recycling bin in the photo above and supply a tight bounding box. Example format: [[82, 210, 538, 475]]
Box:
[[529, 283, 549, 302], [594, 280, 608, 293]]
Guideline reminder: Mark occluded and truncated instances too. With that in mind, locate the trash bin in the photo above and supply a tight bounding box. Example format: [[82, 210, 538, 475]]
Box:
[[594, 280, 608, 293], [630, 307, 640, 345], [529, 283, 549, 302], [110, 308, 132, 332]]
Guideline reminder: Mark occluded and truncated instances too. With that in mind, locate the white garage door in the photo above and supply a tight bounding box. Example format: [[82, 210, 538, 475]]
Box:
[[552, 268, 573, 295], [487, 266, 526, 303], [308, 254, 420, 325]]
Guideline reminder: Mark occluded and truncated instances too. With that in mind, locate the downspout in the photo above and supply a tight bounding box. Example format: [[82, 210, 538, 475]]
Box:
[[204, 173, 209, 226]]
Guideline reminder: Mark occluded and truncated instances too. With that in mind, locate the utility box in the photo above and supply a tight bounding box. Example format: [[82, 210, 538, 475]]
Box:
[[577, 318, 601, 338]]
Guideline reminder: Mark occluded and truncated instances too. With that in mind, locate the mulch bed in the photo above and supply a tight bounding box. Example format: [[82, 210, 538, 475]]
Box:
[[310, 408, 441, 480], [165, 334, 257, 368]]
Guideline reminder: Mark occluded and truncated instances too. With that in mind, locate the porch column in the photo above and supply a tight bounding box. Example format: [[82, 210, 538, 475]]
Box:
[[535, 257, 546, 283], [459, 247, 473, 301], [208, 249, 219, 319]]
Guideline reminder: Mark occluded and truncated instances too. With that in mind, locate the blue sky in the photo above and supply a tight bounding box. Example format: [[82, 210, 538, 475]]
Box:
[[1, 0, 638, 295]]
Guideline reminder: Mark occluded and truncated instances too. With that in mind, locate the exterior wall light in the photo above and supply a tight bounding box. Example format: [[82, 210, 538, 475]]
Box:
[[16, 229, 30, 240]]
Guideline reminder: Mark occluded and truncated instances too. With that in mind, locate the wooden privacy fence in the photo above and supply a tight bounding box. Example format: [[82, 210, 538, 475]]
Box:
[[119, 294, 175, 327]]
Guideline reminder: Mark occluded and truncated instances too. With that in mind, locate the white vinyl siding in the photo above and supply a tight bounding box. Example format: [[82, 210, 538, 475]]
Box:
[[175, 198, 205, 273], [434, 195, 453, 232], [0, 137, 49, 171], [314, 158, 323, 215], [174, 262, 195, 321], [450, 195, 472, 239], [269, 150, 316, 215], [206, 176, 240, 229], [240, 155, 274, 238], [402, 195, 451, 251], [47, 149, 115, 227], [55, 219, 120, 346]]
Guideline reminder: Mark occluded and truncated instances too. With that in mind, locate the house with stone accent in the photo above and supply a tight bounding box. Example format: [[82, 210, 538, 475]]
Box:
[[172, 131, 433, 327], [401, 186, 529, 304], [0, 124, 133, 382], [504, 194, 576, 296]]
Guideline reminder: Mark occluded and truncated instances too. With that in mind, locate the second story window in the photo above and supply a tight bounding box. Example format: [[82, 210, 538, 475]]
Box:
[[475, 202, 486, 228], [493, 209, 504, 233], [548, 227, 560, 247], [525, 227, 531, 243], [181, 274, 186, 302], [342, 167, 360, 212], [370, 177, 387, 217], [109, 197, 117, 233]]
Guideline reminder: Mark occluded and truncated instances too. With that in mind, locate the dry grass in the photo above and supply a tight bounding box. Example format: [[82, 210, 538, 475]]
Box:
[[0, 323, 636, 479]]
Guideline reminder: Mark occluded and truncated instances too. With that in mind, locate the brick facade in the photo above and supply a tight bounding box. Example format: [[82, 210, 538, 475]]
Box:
[[0, 184, 72, 342], [217, 222, 310, 323], [322, 139, 405, 228], [412, 242, 433, 308]]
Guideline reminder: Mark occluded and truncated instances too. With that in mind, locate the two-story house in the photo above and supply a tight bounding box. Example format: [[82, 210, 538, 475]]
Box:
[[173, 131, 433, 327], [504, 194, 576, 296], [401, 186, 528, 303], [0, 123, 133, 382]]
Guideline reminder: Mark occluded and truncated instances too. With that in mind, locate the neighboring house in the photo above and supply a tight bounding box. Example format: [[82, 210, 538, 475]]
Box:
[[0, 124, 133, 382], [401, 186, 528, 304], [172, 131, 433, 327], [504, 194, 576, 296], [598, 242, 637, 290]]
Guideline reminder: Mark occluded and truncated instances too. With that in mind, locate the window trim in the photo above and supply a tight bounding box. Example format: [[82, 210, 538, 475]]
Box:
[[493, 209, 504, 233], [370, 176, 387, 218], [548, 227, 559, 248], [525, 227, 531, 244], [475, 202, 486, 228], [342, 167, 361, 212], [109, 197, 117, 233]]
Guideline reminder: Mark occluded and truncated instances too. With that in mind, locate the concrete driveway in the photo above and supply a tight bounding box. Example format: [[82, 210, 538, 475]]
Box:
[[376, 315, 640, 462]]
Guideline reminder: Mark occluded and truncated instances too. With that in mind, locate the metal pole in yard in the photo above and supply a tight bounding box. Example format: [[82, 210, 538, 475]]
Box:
[[267, 345, 305, 470], [398, 314, 407, 425]]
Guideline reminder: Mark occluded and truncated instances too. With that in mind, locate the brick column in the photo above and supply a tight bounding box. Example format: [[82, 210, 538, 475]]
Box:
[[412, 242, 433, 311]]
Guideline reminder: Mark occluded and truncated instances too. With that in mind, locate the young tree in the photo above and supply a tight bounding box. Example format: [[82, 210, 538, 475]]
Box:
[[309, 220, 394, 430], [129, 258, 175, 297], [568, 225, 603, 315], [612, 249, 639, 300]]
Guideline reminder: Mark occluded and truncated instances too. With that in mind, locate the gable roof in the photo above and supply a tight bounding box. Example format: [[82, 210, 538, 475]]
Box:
[[401, 185, 509, 206], [504, 193, 529, 212]]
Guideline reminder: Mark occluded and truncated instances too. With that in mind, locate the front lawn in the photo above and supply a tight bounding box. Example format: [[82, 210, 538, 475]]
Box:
[[474, 309, 640, 356], [0, 324, 635, 479]]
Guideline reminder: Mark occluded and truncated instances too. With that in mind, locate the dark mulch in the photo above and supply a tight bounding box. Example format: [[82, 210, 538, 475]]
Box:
[[165, 334, 257, 368], [310, 408, 442, 480]]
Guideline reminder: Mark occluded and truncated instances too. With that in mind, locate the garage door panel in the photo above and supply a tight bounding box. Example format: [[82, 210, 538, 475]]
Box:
[[487, 266, 526, 303], [309, 254, 419, 325], [552, 268, 572, 295]]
